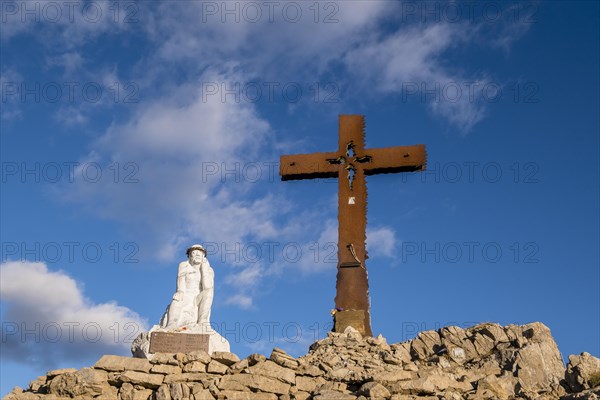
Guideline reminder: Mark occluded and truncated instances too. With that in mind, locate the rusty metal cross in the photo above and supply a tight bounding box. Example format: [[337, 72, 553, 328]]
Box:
[[280, 115, 427, 336]]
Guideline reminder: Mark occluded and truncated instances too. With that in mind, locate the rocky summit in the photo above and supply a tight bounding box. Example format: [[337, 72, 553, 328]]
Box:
[[4, 322, 600, 400]]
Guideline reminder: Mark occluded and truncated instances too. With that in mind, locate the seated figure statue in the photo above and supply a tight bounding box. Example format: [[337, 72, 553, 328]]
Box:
[[132, 244, 229, 358], [160, 244, 214, 329]]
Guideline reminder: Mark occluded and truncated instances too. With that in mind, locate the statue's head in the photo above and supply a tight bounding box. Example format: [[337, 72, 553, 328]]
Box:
[[186, 244, 206, 256], [186, 244, 206, 265]]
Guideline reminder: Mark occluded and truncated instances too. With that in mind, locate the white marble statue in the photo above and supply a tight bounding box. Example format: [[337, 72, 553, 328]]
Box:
[[131, 244, 230, 358], [160, 244, 214, 328]]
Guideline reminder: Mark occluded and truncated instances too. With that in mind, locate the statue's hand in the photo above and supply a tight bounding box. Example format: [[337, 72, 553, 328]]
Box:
[[173, 291, 184, 301], [201, 258, 211, 269]]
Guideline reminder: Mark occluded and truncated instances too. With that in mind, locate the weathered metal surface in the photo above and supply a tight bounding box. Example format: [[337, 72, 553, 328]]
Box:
[[280, 152, 338, 180], [280, 115, 427, 336], [149, 332, 209, 354], [333, 310, 366, 334]]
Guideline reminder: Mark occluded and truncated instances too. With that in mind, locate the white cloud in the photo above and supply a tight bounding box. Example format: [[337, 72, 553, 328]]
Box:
[[285, 217, 339, 275], [226, 264, 263, 288], [367, 226, 397, 258], [53, 67, 275, 261], [225, 294, 254, 310], [2, 2, 530, 131], [0, 261, 147, 367], [343, 22, 489, 132], [46, 52, 85, 75], [0, 0, 136, 47], [0, 68, 24, 121], [149, 1, 391, 74], [141, 2, 503, 132]]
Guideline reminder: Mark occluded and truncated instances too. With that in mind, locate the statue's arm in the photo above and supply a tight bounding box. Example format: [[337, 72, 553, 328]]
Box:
[[201, 260, 214, 291], [173, 262, 187, 301]]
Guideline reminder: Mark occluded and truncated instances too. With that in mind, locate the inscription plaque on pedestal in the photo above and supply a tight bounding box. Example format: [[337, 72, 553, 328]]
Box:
[[149, 332, 209, 354], [334, 310, 366, 335]]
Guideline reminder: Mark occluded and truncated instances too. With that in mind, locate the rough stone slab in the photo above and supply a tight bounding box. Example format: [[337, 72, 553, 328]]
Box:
[[390, 395, 438, 400], [475, 374, 518, 399], [410, 330, 442, 360], [211, 351, 240, 366], [95, 390, 120, 400], [219, 378, 251, 392], [296, 376, 326, 393], [5, 393, 40, 400], [297, 364, 324, 377], [329, 367, 351, 380], [370, 369, 414, 383], [47, 373, 89, 398], [247, 354, 266, 366], [229, 359, 250, 374], [119, 382, 135, 400], [169, 382, 190, 399], [249, 360, 296, 385], [207, 360, 229, 374], [149, 332, 209, 354], [185, 350, 212, 364], [393, 373, 472, 395], [150, 353, 179, 366], [270, 348, 299, 369], [150, 364, 182, 375], [94, 355, 152, 373], [193, 388, 216, 400], [27, 381, 44, 392], [313, 390, 356, 400], [521, 322, 552, 343], [46, 368, 78, 378], [133, 388, 153, 400], [440, 338, 477, 363], [358, 382, 391, 398], [515, 342, 565, 392], [471, 333, 496, 357], [162, 373, 211, 383], [119, 371, 163, 388], [390, 342, 413, 363], [479, 323, 510, 344], [76, 368, 110, 395], [219, 391, 277, 400], [294, 391, 311, 400], [155, 384, 170, 400], [566, 352, 600, 392], [390, 376, 436, 395], [381, 350, 403, 365], [218, 374, 291, 395], [182, 361, 206, 373], [318, 381, 348, 393]]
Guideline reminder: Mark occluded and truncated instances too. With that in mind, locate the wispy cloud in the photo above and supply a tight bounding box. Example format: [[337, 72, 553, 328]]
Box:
[[0, 0, 136, 46], [0, 68, 24, 121], [367, 226, 397, 258], [2, 2, 531, 131]]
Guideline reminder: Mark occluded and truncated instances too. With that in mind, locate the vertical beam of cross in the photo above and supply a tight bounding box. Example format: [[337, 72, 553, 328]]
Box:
[[280, 115, 427, 336], [335, 116, 371, 335]]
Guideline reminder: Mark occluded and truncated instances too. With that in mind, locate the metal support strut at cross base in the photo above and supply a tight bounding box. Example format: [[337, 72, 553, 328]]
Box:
[[279, 115, 427, 336]]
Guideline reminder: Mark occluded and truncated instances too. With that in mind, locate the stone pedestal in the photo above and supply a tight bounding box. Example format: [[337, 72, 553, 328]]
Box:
[[132, 324, 229, 360]]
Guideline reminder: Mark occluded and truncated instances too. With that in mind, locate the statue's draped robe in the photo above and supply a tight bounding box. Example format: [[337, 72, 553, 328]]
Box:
[[160, 261, 214, 328]]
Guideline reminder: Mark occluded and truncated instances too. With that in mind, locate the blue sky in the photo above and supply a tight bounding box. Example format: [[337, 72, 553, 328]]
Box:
[[1, 0, 598, 394]]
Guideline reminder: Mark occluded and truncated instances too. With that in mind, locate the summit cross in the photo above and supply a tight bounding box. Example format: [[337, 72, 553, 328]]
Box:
[[279, 115, 427, 336]]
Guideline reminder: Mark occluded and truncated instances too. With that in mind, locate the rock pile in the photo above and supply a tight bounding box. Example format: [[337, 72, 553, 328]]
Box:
[[5, 322, 600, 400]]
